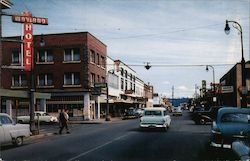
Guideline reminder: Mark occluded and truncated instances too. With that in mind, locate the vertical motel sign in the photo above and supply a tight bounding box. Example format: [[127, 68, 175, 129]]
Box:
[[12, 11, 48, 71]]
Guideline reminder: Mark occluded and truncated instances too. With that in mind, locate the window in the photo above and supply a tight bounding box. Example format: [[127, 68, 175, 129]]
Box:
[[101, 76, 105, 83], [64, 48, 80, 62], [97, 75, 100, 83], [64, 73, 80, 85], [121, 68, 124, 76], [125, 80, 128, 90], [97, 53, 100, 65], [12, 51, 20, 64], [91, 73, 95, 86], [38, 50, 53, 63], [101, 56, 105, 68], [121, 78, 124, 90], [90, 50, 95, 63], [125, 70, 128, 78], [130, 82, 133, 90], [38, 74, 53, 86], [12, 74, 27, 87], [0, 116, 12, 124]]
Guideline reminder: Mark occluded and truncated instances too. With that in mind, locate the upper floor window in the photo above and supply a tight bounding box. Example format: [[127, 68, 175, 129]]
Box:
[[91, 73, 95, 86], [64, 48, 80, 62], [38, 50, 53, 63], [90, 50, 95, 63], [38, 74, 53, 86], [101, 76, 105, 83], [125, 70, 128, 78], [120, 68, 124, 76], [97, 53, 100, 65], [121, 78, 124, 90], [12, 74, 27, 87], [64, 73, 80, 85], [12, 51, 20, 64], [101, 56, 105, 68]]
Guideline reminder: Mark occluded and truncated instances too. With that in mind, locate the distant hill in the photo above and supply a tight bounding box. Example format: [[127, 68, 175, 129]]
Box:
[[169, 98, 191, 107]]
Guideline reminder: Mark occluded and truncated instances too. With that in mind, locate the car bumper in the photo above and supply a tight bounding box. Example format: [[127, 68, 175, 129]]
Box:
[[210, 141, 231, 149], [140, 124, 166, 128]]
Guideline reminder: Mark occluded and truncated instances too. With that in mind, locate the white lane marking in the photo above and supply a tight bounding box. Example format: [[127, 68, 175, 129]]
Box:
[[67, 133, 131, 161]]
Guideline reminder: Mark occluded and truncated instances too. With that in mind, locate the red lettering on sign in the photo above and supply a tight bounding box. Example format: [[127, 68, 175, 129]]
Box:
[[24, 16, 33, 71]]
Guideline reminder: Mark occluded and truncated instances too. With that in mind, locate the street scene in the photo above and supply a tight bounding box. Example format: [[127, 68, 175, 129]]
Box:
[[0, 0, 250, 161], [1, 111, 238, 161]]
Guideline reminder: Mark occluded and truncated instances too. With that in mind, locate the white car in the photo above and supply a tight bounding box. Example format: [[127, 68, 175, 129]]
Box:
[[140, 107, 171, 131], [172, 106, 182, 116], [0, 113, 30, 146], [17, 111, 58, 124]]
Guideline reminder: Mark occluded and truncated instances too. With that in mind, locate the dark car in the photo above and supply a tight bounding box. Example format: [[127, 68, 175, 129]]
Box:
[[122, 107, 137, 120], [210, 107, 250, 149], [192, 106, 222, 125]]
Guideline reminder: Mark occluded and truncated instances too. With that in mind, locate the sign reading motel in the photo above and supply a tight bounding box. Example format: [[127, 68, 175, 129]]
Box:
[[12, 15, 48, 25]]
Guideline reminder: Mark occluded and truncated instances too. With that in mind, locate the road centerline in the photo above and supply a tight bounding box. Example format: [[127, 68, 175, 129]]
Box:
[[67, 132, 132, 161]]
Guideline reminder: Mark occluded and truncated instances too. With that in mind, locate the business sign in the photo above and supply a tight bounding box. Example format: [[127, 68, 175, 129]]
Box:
[[12, 15, 48, 25], [94, 83, 107, 88], [221, 86, 234, 93], [22, 12, 33, 71], [91, 87, 101, 95], [12, 11, 48, 71]]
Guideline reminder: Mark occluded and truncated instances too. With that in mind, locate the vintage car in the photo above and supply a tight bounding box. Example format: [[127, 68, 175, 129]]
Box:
[[122, 107, 137, 120], [140, 107, 171, 131], [17, 111, 58, 124], [192, 106, 222, 125], [172, 106, 182, 116], [0, 113, 30, 146], [210, 107, 250, 149]]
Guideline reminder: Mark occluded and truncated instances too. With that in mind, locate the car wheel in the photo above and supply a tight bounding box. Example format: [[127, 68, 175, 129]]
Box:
[[17, 120, 23, 124], [14, 137, 23, 146], [199, 118, 206, 125]]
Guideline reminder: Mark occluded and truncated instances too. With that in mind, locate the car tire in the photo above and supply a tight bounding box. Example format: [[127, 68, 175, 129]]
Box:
[[14, 137, 23, 146], [199, 118, 206, 125]]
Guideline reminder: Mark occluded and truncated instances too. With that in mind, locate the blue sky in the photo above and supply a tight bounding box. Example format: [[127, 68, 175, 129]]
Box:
[[3, 0, 250, 98]]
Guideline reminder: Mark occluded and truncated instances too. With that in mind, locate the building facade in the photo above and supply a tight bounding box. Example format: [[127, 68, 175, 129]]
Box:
[[220, 61, 250, 107], [1, 32, 107, 120]]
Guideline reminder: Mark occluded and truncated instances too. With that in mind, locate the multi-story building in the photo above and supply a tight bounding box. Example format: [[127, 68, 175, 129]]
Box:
[[1, 32, 107, 120], [100, 57, 153, 117]]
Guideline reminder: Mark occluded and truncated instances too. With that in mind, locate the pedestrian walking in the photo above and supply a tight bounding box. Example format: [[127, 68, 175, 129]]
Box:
[[58, 108, 70, 134]]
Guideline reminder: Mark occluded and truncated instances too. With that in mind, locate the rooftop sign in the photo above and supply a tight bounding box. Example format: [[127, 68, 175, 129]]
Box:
[[12, 15, 48, 25]]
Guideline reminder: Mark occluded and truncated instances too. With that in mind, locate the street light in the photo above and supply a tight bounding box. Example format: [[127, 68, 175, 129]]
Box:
[[224, 20, 246, 108], [206, 65, 215, 93]]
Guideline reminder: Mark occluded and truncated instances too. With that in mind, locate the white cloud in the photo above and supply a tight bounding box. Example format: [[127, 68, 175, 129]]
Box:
[[162, 81, 170, 85]]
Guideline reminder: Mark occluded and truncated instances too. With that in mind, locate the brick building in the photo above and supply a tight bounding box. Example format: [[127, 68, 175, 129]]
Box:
[[1, 32, 107, 120]]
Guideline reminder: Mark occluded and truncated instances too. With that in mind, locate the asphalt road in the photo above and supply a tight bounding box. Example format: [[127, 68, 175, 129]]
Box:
[[1, 110, 238, 161]]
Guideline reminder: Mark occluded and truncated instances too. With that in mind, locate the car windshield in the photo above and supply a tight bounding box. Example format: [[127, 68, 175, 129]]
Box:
[[144, 110, 162, 116], [221, 113, 249, 123]]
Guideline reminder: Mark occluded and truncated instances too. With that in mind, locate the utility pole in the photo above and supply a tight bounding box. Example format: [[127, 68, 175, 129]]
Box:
[[172, 86, 174, 106]]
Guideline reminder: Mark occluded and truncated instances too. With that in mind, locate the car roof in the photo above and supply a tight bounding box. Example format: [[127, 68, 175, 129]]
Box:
[[217, 107, 250, 121], [0, 113, 11, 117], [144, 107, 166, 111]]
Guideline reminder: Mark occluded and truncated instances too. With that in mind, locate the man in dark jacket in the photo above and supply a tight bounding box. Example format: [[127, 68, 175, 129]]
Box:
[[58, 108, 70, 134]]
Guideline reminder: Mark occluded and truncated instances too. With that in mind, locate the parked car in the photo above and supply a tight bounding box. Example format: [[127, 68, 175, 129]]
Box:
[[0, 113, 30, 146], [172, 106, 182, 116], [140, 107, 171, 131], [17, 111, 58, 124], [122, 107, 137, 120], [134, 108, 144, 117], [192, 106, 222, 125], [210, 107, 250, 149]]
